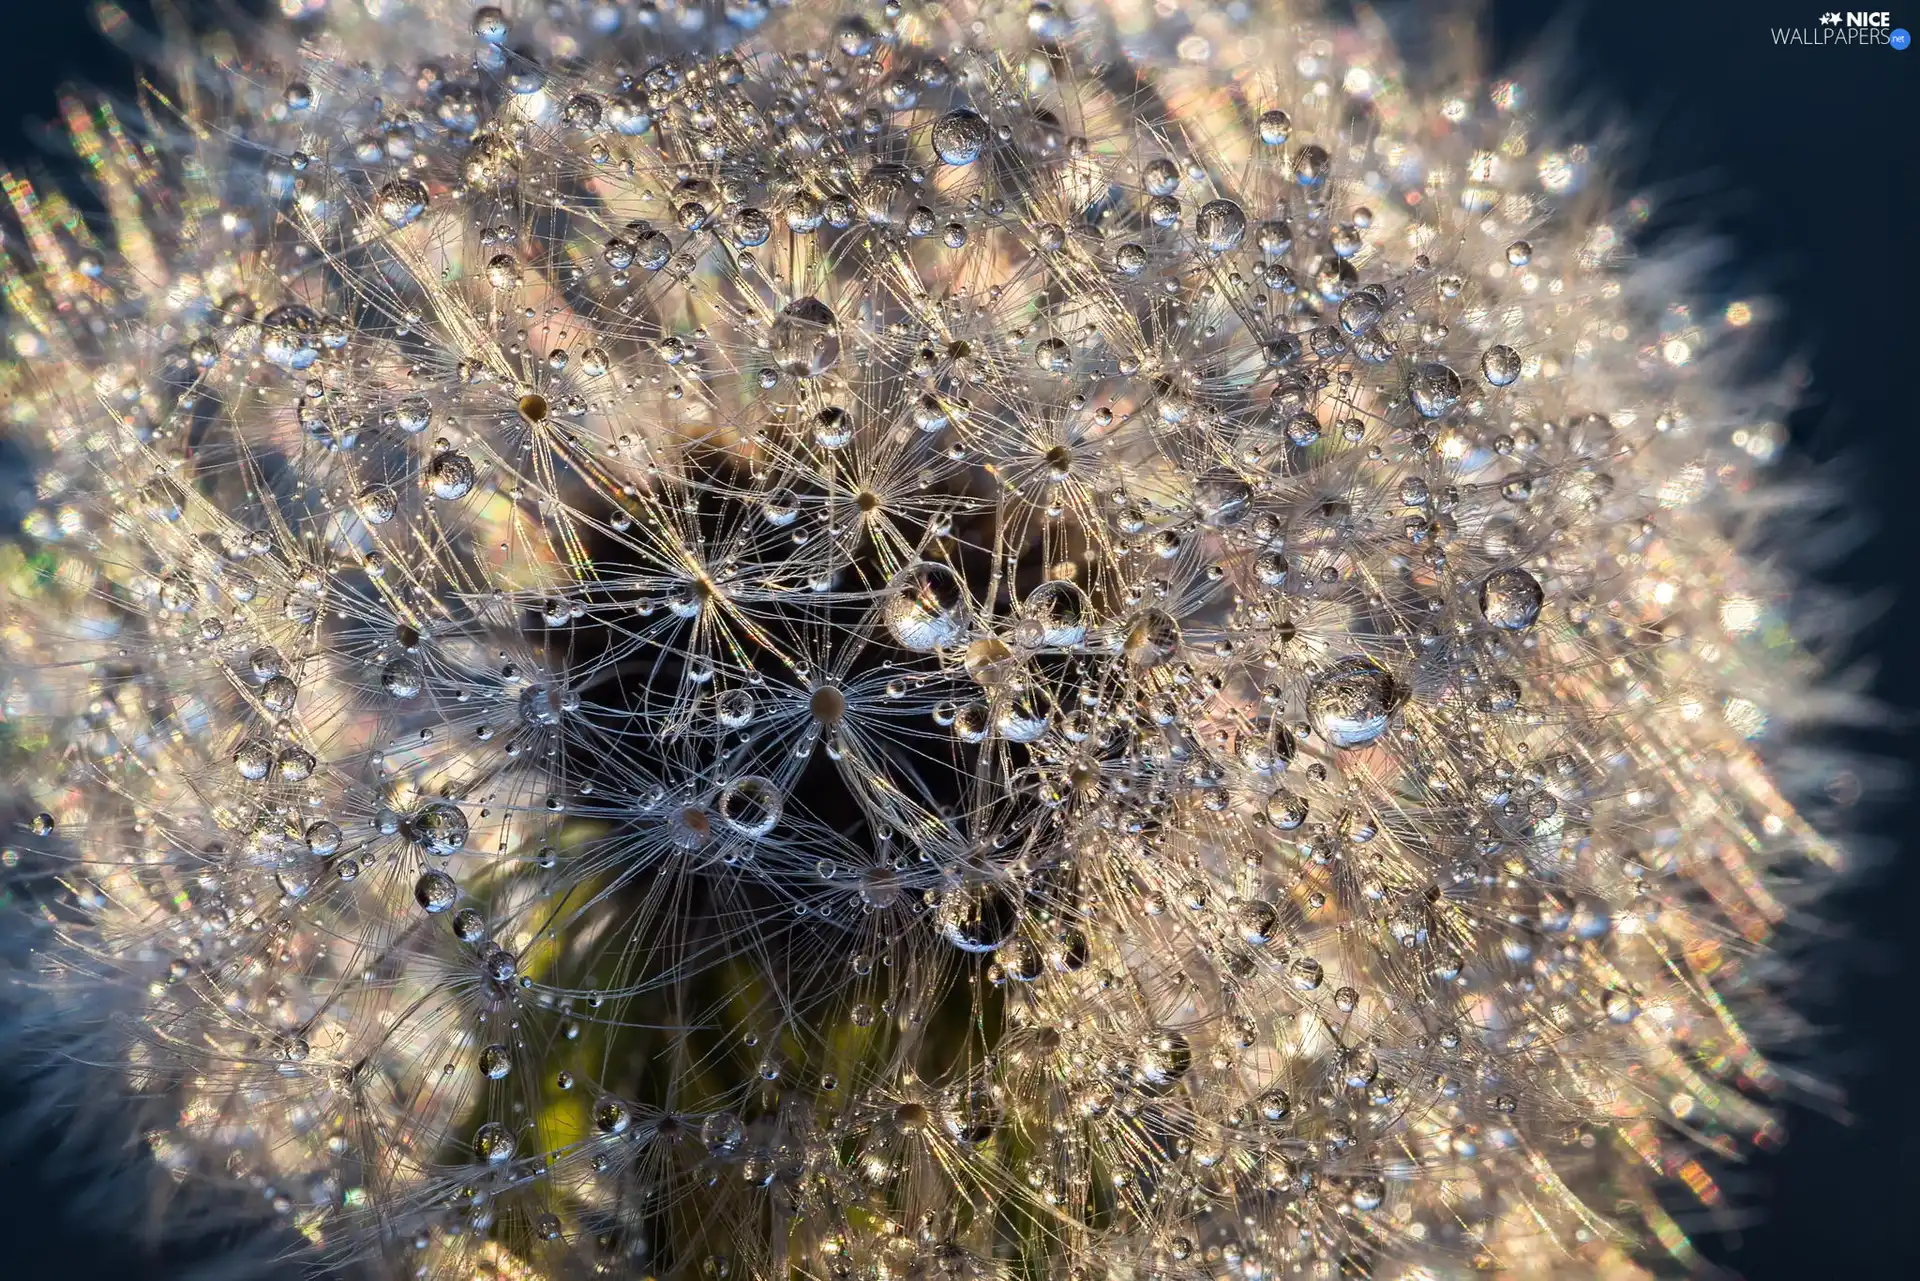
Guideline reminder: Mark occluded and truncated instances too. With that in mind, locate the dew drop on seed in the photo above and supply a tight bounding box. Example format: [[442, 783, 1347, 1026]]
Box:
[[415, 869, 458, 913], [1479, 567, 1544, 630], [426, 451, 476, 500], [932, 109, 989, 165], [408, 801, 468, 857], [768, 297, 841, 377], [376, 178, 429, 229], [717, 776, 782, 837], [1307, 656, 1405, 748], [1481, 344, 1522, 387], [1407, 363, 1462, 418], [883, 562, 970, 650]]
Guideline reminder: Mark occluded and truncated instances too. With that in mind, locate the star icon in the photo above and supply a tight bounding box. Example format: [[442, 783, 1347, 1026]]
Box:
[[1821, 11, 1843, 22]]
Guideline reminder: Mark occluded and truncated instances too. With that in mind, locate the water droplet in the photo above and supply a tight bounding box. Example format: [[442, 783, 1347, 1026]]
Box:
[[561, 93, 602, 131], [717, 776, 782, 837], [479, 1045, 511, 1079], [633, 231, 672, 271], [382, 657, 423, 700], [715, 689, 755, 728], [768, 297, 840, 377], [1136, 1029, 1190, 1090], [732, 207, 771, 247], [1194, 199, 1246, 252], [1307, 656, 1405, 748], [883, 562, 969, 650], [1479, 567, 1543, 630], [473, 1121, 515, 1164], [1193, 471, 1251, 526], [1257, 109, 1292, 145], [936, 882, 1019, 952], [426, 451, 476, 500], [1480, 344, 1522, 386], [376, 178, 429, 229], [1028, 1, 1070, 40], [595, 1097, 632, 1134], [471, 6, 510, 43], [1019, 580, 1089, 647], [812, 405, 853, 449], [932, 109, 989, 165], [390, 396, 432, 433], [355, 485, 398, 525], [942, 1084, 1002, 1145], [834, 15, 877, 57], [1123, 609, 1181, 667], [1407, 363, 1462, 418], [1233, 899, 1278, 946], [277, 746, 315, 782], [1338, 292, 1383, 335], [608, 90, 652, 135], [415, 869, 458, 913], [1265, 791, 1308, 829], [1292, 145, 1331, 186], [485, 254, 521, 290], [408, 801, 468, 857], [232, 739, 273, 780], [702, 1111, 744, 1154], [261, 305, 320, 370]]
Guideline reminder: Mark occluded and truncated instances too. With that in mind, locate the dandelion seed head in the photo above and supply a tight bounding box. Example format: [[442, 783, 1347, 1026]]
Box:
[[0, 0, 1842, 1278]]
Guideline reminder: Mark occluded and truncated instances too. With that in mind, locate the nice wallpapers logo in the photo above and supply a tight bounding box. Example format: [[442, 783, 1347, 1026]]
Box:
[[1773, 10, 1913, 45]]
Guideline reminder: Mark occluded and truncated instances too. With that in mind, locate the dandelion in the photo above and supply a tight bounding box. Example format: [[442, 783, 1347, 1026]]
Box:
[[0, 1, 1842, 1279]]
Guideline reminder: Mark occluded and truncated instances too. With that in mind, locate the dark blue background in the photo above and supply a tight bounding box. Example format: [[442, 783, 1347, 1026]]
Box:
[[0, 1, 1913, 1276]]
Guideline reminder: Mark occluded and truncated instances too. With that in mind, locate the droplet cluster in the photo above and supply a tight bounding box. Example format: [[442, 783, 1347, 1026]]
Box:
[[0, 1, 1838, 1279]]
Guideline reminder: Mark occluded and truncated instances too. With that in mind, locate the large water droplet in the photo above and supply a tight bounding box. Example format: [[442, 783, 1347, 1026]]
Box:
[[261, 305, 320, 370], [376, 178, 429, 229], [415, 869, 458, 913], [232, 738, 274, 780], [1233, 899, 1279, 946], [936, 882, 1019, 953], [1194, 199, 1246, 252], [355, 485, 398, 525], [769, 297, 841, 377], [717, 776, 782, 837], [473, 1120, 515, 1164], [427, 451, 476, 500], [1478, 567, 1543, 630], [1307, 656, 1405, 748], [1480, 344, 1522, 387], [408, 801, 468, 856], [932, 109, 989, 165], [1193, 471, 1251, 526], [883, 562, 969, 650], [1407, 363, 1462, 418], [1019, 580, 1089, 647]]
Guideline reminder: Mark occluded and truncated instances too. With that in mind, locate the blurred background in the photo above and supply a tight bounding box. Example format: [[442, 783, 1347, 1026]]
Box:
[[0, 0, 1911, 1276]]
